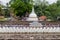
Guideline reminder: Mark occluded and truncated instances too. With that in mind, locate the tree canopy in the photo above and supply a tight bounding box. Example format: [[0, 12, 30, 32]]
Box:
[[0, 5, 3, 16], [34, 0, 60, 21], [10, 0, 32, 17], [9, 0, 60, 21]]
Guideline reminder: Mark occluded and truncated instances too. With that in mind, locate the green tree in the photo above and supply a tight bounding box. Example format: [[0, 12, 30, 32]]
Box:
[[0, 5, 3, 16], [34, 0, 60, 21], [10, 0, 32, 17], [46, 2, 60, 21], [57, 0, 60, 6], [34, 0, 49, 17]]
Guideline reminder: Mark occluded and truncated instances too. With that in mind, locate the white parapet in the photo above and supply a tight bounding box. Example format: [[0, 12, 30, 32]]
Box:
[[0, 27, 60, 33]]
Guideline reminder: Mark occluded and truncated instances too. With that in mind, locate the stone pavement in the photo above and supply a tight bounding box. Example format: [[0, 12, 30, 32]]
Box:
[[0, 32, 60, 40]]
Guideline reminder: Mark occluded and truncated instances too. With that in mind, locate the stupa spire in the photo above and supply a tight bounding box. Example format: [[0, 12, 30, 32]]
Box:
[[31, 7, 35, 13], [27, 6, 38, 21]]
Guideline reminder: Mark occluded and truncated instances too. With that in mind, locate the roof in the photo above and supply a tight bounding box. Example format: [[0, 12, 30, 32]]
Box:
[[39, 16, 47, 20]]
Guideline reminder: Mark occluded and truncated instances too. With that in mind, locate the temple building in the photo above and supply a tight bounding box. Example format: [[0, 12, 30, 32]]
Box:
[[0, 0, 60, 40], [27, 7, 38, 21], [0, 7, 60, 40]]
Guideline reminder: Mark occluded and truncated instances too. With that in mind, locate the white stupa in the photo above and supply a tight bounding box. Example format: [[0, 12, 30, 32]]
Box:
[[27, 7, 38, 21]]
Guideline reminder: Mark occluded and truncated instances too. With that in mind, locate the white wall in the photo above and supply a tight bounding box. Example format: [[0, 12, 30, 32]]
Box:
[[0, 27, 60, 33]]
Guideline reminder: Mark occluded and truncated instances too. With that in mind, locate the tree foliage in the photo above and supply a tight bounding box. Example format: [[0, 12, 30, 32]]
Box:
[[34, 0, 49, 16], [10, 0, 32, 17], [9, 0, 60, 21], [0, 5, 3, 16], [34, 0, 60, 21]]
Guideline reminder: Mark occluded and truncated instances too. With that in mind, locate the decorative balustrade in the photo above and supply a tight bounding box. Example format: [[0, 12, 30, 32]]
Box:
[[0, 21, 59, 33], [0, 25, 60, 32]]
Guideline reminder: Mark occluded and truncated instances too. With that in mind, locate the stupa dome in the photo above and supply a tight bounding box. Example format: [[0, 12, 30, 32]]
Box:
[[27, 7, 38, 21], [29, 8, 37, 18]]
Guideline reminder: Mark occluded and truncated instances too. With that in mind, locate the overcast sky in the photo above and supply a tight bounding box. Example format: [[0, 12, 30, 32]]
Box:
[[0, 0, 57, 5], [46, 0, 57, 4]]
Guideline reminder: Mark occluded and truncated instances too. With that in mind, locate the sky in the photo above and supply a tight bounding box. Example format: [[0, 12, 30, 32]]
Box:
[[46, 0, 57, 4], [0, 0, 57, 5]]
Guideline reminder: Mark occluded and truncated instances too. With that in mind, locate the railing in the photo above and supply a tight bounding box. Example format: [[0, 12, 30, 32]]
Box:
[[0, 25, 60, 32], [0, 21, 59, 32]]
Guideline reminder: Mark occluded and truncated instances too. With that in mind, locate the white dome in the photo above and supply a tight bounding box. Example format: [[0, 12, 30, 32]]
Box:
[[29, 7, 37, 17], [29, 13, 37, 17], [27, 7, 38, 21]]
